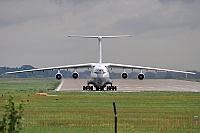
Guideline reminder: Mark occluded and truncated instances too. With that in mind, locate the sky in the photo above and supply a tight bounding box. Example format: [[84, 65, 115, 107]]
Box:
[[0, 0, 200, 71]]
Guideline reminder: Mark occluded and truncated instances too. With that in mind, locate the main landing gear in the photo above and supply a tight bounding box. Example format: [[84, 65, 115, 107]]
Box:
[[106, 86, 117, 91], [83, 86, 93, 91], [82, 85, 117, 91]]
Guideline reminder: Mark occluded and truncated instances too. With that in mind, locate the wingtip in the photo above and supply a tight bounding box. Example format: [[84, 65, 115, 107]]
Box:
[[186, 72, 196, 75]]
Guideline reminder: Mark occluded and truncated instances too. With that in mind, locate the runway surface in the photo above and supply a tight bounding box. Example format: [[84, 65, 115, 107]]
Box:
[[56, 79, 200, 92]]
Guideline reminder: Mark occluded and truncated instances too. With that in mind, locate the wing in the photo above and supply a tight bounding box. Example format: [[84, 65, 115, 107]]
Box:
[[107, 63, 196, 74], [5, 63, 93, 74]]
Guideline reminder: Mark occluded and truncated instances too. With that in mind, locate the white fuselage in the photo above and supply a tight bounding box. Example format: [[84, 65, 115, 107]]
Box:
[[89, 63, 111, 88]]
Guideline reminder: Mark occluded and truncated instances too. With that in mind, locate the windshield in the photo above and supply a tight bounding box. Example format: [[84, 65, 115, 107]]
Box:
[[94, 69, 105, 74]]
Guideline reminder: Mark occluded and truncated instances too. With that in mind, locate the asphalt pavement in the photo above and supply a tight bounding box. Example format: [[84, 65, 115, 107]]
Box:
[[56, 79, 200, 92]]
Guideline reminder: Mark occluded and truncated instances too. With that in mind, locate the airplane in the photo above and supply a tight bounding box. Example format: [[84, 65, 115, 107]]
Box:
[[5, 35, 196, 91]]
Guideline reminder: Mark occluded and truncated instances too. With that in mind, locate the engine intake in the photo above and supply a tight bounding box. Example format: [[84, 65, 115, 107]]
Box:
[[72, 72, 79, 79], [137, 73, 145, 80], [121, 72, 128, 79], [55, 73, 62, 80]]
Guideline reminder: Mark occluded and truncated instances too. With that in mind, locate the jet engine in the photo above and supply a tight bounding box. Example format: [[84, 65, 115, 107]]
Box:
[[137, 73, 145, 80], [121, 72, 128, 79], [72, 72, 79, 79], [55, 73, 63, 80]]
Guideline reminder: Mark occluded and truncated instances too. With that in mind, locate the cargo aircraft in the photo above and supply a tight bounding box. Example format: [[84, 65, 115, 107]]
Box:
[[5, 35, 195, 91]]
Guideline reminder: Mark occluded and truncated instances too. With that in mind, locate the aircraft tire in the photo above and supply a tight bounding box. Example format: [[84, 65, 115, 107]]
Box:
[[83, 86, 86, 91], [90, 86, 93, 91], [110, 86, 115, 91], [114, 86, 117, 91], [86, 86, 90, 90], [108, 86, 111, 91]]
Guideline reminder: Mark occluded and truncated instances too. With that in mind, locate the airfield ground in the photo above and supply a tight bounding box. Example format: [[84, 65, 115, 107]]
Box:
[[0, 78, 199, 132], [57, 79, 200, 92]]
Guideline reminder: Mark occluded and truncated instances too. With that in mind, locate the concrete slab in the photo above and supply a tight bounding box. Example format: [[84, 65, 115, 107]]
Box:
[[57, 79, 200, 92]]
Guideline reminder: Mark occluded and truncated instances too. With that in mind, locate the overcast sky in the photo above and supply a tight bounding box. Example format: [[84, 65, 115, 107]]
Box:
[[0, 0, 200, 71]]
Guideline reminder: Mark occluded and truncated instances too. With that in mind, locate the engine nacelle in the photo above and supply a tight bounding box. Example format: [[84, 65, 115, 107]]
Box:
[[137, 73, 145, 80], [55, 73, 63, 80], [121, 72, 128, 79], [72, 72, 79, 79]]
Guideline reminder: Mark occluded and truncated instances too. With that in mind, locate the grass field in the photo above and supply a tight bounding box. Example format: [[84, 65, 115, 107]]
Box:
[[0, 78, 200, 132]]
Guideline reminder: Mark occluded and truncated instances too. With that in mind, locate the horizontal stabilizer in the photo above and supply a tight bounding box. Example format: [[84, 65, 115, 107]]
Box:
[[68, 35, 132, 38], [68, 35, 132, 63]]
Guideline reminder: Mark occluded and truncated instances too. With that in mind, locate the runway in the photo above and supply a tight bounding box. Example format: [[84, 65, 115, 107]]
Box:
[[56, 79, 200, 92]]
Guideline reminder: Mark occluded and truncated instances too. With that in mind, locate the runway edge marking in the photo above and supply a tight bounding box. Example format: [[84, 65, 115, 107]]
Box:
[[55, 79, 64, 91]]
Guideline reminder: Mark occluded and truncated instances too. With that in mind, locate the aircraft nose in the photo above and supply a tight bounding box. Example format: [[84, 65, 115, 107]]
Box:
[[97, 73, 103, 78]]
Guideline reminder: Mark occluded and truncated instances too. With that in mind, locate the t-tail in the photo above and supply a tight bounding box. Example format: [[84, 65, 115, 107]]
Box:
[[68, 35, 132, 63]]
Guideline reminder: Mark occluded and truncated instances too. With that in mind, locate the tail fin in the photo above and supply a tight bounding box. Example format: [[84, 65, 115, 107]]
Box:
[[68, 35, 132, 63]]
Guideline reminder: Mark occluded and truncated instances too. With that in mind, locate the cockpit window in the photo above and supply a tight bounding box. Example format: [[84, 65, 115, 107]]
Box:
[[94, 69, 105, 74]]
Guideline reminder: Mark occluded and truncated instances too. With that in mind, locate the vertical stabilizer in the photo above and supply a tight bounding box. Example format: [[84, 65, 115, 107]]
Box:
[[68, 35, 132, 63]]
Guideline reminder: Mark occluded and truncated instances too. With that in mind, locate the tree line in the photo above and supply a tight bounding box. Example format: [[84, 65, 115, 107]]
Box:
[[0, 65, 200, 79]]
